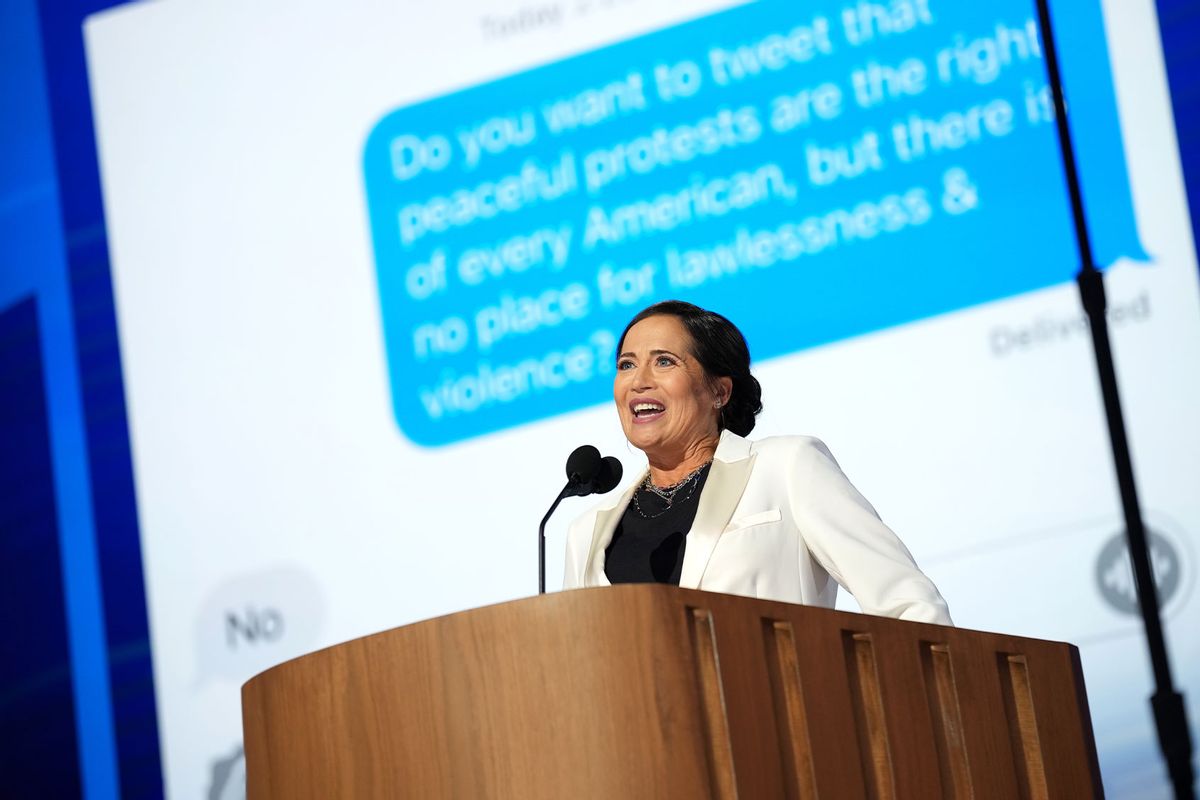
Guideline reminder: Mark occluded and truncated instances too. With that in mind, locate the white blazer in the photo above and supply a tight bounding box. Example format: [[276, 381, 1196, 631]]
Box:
[[563, 430, 952, 626]]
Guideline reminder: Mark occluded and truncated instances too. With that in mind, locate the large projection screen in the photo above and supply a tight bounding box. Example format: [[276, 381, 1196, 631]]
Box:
[[85, 0, 1198, 796]]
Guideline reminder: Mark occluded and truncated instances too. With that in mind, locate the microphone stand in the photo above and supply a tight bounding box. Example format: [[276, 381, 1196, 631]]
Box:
[[538, 487, 571, 595], [1035, 1, 1195, 796]]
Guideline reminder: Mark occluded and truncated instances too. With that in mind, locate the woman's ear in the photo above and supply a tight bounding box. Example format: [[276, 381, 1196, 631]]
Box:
[[714, 376, 733, 408]]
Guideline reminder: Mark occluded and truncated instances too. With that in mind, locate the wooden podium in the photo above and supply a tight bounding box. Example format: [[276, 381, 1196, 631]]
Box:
[[242, 585, 1102, 798]]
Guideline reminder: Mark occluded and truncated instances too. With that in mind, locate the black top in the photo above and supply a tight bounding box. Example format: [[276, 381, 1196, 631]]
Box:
[[604, 464, 712, 585]]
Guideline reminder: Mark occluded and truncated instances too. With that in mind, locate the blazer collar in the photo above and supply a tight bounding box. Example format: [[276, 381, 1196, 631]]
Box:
[[678, 431, 755, 588], [583, 431, 756, 588]]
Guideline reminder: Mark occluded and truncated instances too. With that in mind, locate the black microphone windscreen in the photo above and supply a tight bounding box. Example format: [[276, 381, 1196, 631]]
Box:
[[565, 445, 602, 485], [595, 456, 623, 493]]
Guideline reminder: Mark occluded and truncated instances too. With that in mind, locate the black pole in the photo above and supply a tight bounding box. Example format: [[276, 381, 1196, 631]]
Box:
[[538, 488, 569, 595], [1034, 1, 1195, 796]]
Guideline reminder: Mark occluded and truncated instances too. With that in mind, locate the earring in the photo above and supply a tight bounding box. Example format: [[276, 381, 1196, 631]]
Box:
[[714, 400, 723, 408]]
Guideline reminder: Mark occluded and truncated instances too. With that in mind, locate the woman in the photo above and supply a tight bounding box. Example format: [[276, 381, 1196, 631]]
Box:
[[563, 301, 952, 625]]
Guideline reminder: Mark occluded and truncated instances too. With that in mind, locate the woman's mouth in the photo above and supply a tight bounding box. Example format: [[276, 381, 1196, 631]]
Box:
[[631, 401, 666, 423]]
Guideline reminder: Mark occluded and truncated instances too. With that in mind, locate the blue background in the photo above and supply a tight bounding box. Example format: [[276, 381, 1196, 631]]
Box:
[[1, 0, 1198, 796]]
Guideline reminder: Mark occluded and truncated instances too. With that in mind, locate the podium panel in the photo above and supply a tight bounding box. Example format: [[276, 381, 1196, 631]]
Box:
[[242, 585, 1102, 798]]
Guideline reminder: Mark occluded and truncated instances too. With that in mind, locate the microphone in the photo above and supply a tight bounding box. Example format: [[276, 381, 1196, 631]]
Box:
[[563, 445, 602, 496], [595, 456, 623, 494], [539, 446, 624, 594]]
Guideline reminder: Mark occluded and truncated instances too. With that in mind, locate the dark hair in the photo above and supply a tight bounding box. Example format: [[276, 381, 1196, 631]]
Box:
[[617, 300, 763, 436]]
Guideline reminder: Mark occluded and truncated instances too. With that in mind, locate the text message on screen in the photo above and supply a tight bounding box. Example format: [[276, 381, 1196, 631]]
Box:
[[363, 0, 1145, 446]]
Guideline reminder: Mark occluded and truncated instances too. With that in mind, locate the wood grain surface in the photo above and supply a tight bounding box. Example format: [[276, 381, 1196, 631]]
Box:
[[242, 585, 1103, 799]]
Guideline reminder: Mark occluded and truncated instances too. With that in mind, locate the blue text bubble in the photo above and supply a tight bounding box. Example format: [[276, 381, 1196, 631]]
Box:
[[364, 0, 1147, 446]]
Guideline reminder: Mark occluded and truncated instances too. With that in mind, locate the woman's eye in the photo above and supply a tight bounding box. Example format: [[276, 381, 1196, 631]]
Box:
[[617, 360, 634, 370], [655, 356, 675, 367]]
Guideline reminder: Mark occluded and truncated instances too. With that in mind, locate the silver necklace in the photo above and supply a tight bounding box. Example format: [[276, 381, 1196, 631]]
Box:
[[632, 462, 711, 519]]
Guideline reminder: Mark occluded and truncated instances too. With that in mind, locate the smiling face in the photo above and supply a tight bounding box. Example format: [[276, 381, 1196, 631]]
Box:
[[614, 314, 730, 467]]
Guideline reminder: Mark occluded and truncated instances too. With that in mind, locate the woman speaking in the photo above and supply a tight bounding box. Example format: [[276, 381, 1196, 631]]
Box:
[[563, 300, 952, 625]]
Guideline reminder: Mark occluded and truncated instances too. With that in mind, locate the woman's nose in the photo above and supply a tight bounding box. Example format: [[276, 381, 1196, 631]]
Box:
[[631, 362, 655, 389], [618, 364, 652, 393]]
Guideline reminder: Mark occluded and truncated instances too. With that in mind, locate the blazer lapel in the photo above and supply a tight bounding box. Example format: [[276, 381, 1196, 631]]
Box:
[[583, 478, 642, 587], [678, 432, 755, 589]]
